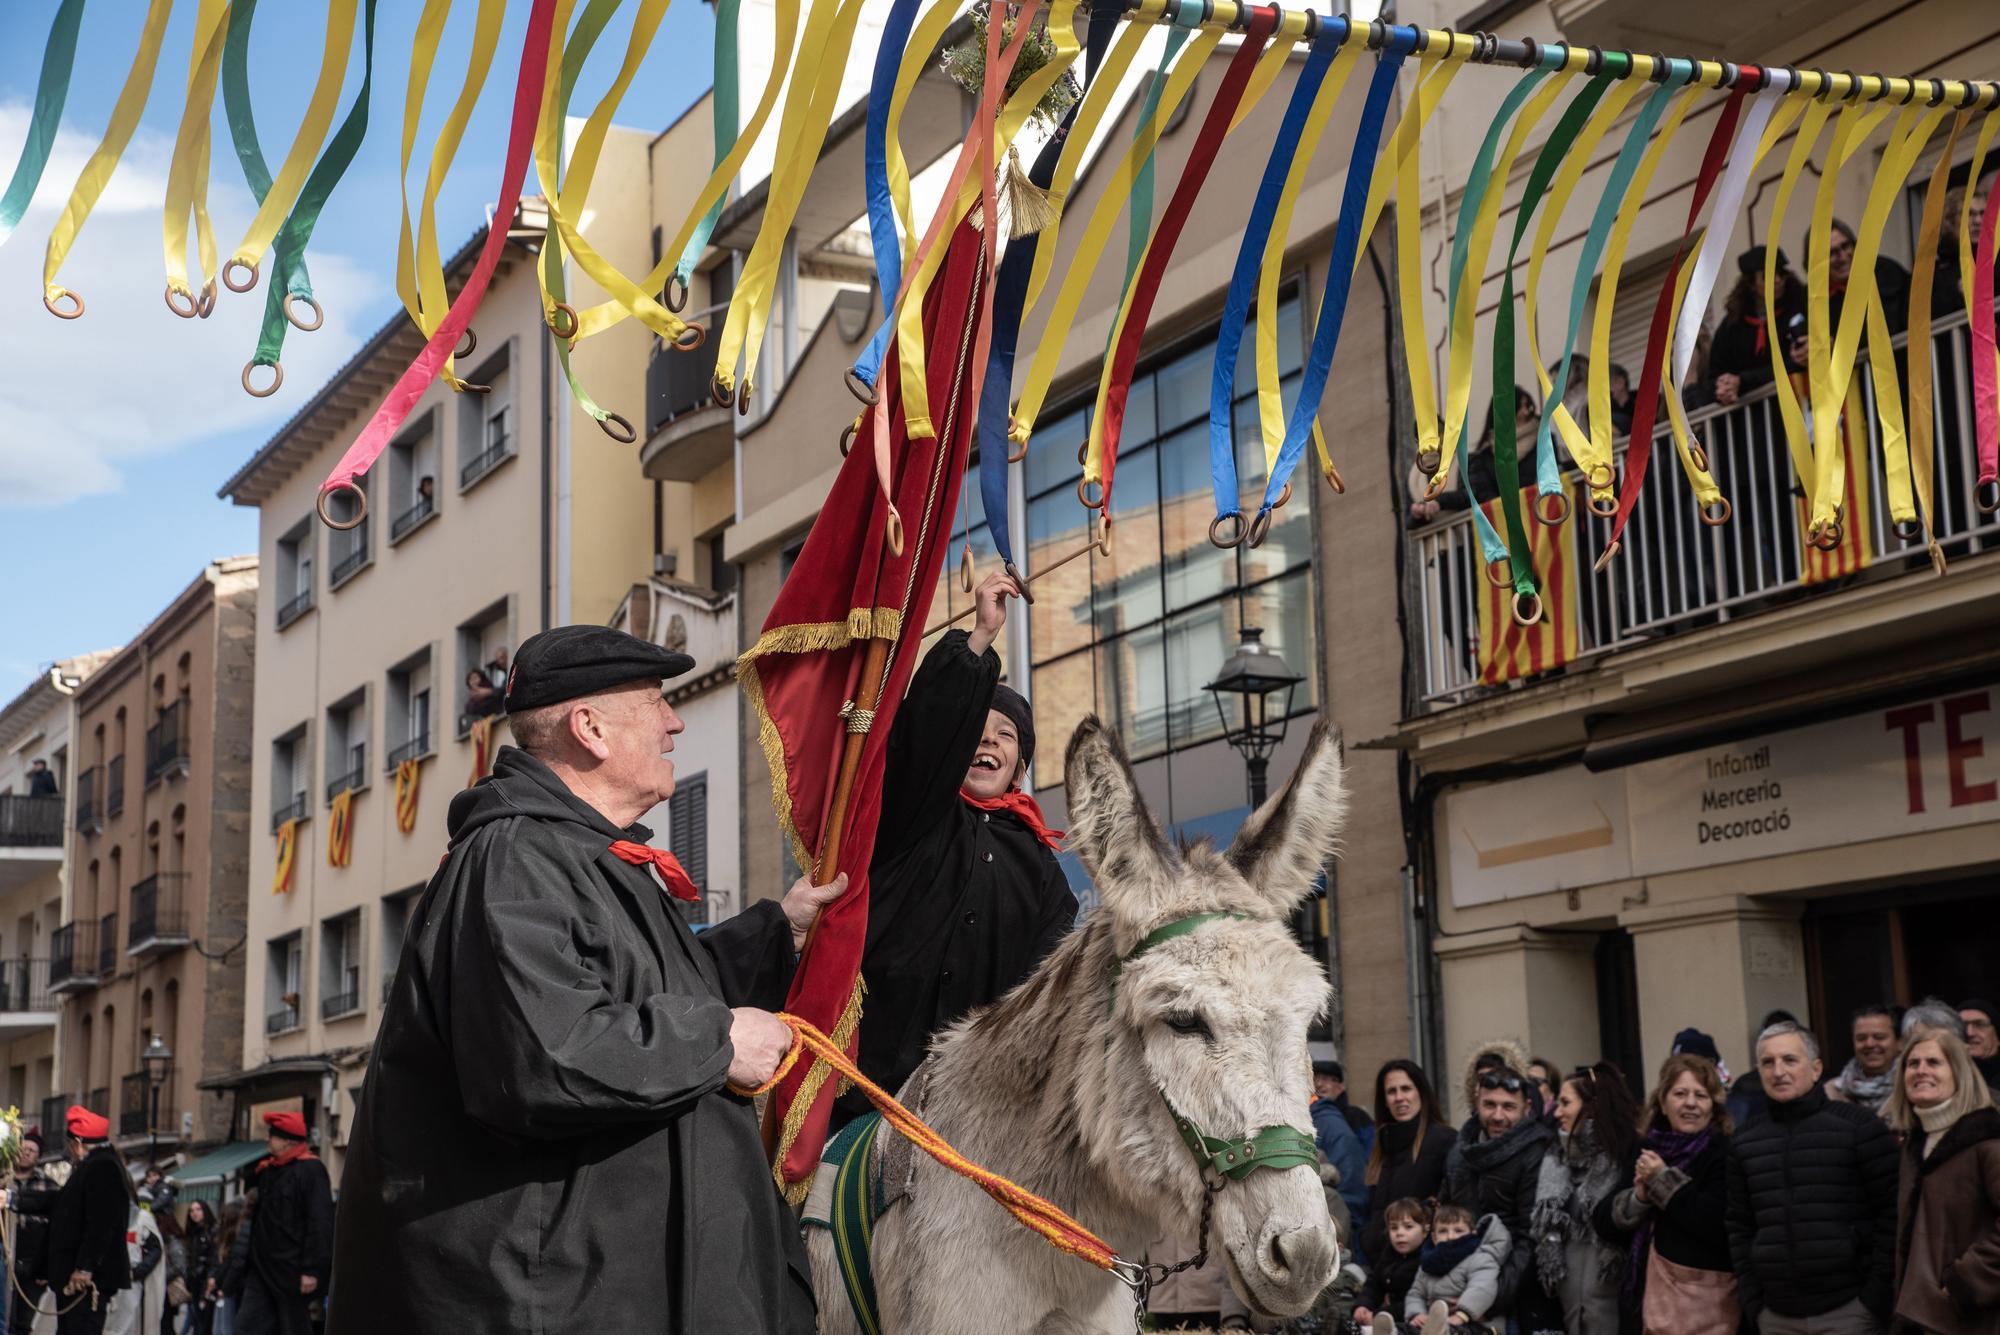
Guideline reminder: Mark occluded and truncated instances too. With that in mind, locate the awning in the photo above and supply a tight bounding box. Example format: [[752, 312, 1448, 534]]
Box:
[[169, 1141, 266, 1187]]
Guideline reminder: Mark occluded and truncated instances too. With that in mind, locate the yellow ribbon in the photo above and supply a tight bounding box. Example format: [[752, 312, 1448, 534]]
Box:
[[163, 0, 229, 316], [712, 0, 872, 401], [396, 0, 504, 391], [1251, 40, 1367, 473], [42, 0, 175, 317], [1762, 83, 1836, 504], [225, 0, 358, 285], [1520, 66, 1653, 495]]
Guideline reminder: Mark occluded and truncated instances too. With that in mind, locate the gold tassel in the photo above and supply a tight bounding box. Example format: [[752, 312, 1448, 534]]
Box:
[[1002, 145, 1057, 239]]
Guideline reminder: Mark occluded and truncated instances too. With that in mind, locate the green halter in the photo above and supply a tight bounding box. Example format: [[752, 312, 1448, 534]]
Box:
[[1112, 914, 1322, 1184]]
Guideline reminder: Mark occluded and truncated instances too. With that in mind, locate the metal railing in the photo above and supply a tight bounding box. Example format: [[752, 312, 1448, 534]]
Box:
[[329, 524, 371, 586], [646, 303, 726, 438], [271, 790, 309, 832], [74, 767, 98, 829], [146, 701, 190, 783], [0, 959, 54, 1012], [40, 1096, 66, 1140], [119, 1068, 170, 1138], [129, 873, 190, 951], [1411, 312, 2000, 706], [386, 732, 431, 768], [96, 913, 117, 977], [0, 795, 63, 847], [104, 756, 124, 818], [390, 493, 436, 541], [276, 587, 314, 629], [266, 1003, 301, 1036], [460, 435, 512, 487], [321, 986, 360, 1020], [327, 755, 365, 804], [48, 922, 95, 990], [85, 1087, 108, 1118]]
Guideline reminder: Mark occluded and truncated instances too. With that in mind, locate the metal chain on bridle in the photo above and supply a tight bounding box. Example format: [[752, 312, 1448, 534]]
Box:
[[1109, 1173, 1224, 1334]]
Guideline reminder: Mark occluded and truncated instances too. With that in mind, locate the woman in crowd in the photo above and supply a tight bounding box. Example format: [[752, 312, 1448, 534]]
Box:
[[1708, 246, 1806, 406], [1606, 1054, 1737, 1335], [1361, 1061, 1458, 1265], [1886, 1026, 2000, 1333], [1526, 1059, 1562, 1121], [1531, 1062, 1641, 1334], [184, 1198, 219, 1335]]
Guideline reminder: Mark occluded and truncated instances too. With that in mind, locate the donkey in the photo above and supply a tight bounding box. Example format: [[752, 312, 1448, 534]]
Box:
[[806, 715, 1348, 1333]]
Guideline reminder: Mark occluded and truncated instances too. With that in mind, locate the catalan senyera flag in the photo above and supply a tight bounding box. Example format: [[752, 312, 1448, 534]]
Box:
[[739, 217, 992, 1202], [327, 788, 355, 868], [468, 715, 495, 786], [1475, 484, 1581, 686], [1796, 379, 1875, 584], [272, 819, 298, 895], [394, 759, 421, 834]]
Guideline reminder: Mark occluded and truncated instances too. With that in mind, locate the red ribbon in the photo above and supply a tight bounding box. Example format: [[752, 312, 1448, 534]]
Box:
[[318, 0, 558, 501], [608, 839, 702, 902], [958, 789, 1064, 850], [1974, 160, 2000, 492], [1603, 78, 1753, 553]]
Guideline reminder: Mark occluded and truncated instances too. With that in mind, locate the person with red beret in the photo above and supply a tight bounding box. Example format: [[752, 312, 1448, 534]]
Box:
[[43, 1106, 131, 1334], [236, 1111, 331, 1335]]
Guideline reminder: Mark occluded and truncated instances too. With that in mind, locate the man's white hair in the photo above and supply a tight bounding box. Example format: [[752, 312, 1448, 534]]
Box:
[[1901, 997, 1966, 1040], [1756, 1019, 1820, 1064]]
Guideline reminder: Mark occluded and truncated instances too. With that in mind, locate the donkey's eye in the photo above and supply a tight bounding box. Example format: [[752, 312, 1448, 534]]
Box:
[[1164, 1012, 1212, 1039]]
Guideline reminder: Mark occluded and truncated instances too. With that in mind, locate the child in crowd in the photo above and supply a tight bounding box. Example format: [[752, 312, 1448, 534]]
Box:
[[1404, 1203, 1511, 1333], [1354, 1198, 1429, 1334]]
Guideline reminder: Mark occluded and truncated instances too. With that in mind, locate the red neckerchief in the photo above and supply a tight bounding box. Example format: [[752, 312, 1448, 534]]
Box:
[[959, 789, 1065, 850], [1744, 313, 1767, 356], [255, 1141, 319, 1175], [608, 840, 701, 902]]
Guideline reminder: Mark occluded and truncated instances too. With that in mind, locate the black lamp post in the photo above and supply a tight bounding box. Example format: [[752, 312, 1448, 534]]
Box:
[[1203, 626, 1304, 808], [141, 1032, 172, 1167]]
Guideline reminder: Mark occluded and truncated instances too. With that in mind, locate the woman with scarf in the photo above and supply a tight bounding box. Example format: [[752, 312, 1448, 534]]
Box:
[[833, 570, 1077, 1130], [1531, 1061, 1641, 1335], [1362, 1061, 1458, 1267], [1885, 1025, 2000, 1333], [1708, 247, 1806, 407], [1606, 1054, 1738, 1335]]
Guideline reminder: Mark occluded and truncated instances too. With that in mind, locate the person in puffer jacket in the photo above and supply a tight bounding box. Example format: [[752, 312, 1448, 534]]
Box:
[[1726, 1020, 1899, 1331], [1405, 1205, 1510, 1331]]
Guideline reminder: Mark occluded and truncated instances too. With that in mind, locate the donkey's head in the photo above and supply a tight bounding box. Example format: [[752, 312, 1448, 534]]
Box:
[[1064, 716, 1345, 1317]]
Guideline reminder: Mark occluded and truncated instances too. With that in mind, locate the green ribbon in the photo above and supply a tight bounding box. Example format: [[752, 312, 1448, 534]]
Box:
[[251, 0, 379, 370], [0, 0, 87, 249], [222, 0, 312, 303], [1119, 7, 1198, 305], [672, 0, 740, 289]]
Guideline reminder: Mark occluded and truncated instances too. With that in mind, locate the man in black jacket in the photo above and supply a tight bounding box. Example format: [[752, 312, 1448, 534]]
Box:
[[9, 1128, 59, 1329], [834, 571, 1076, 1128], [238, 1112, 331, 1335], [1440, 1067, 1552, 1323], [43, 1107, 131, 1335], [1726, 1021, 1899, 1333]]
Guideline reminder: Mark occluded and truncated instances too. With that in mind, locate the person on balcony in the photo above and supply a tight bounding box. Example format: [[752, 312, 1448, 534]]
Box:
[[26, 759, 57, 796], [462, 669, 502, 721], [1708, 247, 1806, 408], [485, 644, 510, 689], [832, 569, 1077, 1132], [1817, 219, 1911, 337]]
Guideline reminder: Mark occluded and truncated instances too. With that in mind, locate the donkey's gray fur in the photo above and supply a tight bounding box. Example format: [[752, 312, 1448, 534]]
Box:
[[807, 716, 1348, 1333]]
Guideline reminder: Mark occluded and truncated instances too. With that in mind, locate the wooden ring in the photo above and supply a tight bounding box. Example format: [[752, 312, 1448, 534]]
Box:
[[1811, 520, 1845, 550], [1076, 440, 1089, 467], [599, 413, 637, 444], [548, 302, 580, 340], [1893, 517, 1925, 543], [960, 547, 975, 593], [1416, 448, 1441, 475], [1688, 445, 1709, 473], [1701, 498, 1733, 527], [242, 361, 283, 398], [1272, 481, 1293, 510], [666, 272, 690, 314], [1007, 420, 1028, 464], [1321, 460, 1346, 494], [1929, 542, 1949, 577], [1422, 473, 1447, 500], [1094, 515, 1114, 557], [843, 368, 879, 406], [222, 258, 259, 293], [1485, 557, 1514, 589], [1247, 508, 1274, 549], [317, 480, 367, 531], [839, 419, 858, 457], [673, 322, 706, 352], [884, 508, 906, 558], [196, 280, 218, 319], [1586, 462, 1616, 490], [1512, 591, 1544, 627], [284, 293, 325, 333], [1534, 491, 1572, 526], [165, 285, 201, 319], [1209, 512, 1247, 549], [1977, 478, 2000, 514], [456, 327, 478, 360], [738, 380, 752, 416], [1077, 477, 1104, 510], [1587, 490, 1619, 519], [711, 374, 733, 408]]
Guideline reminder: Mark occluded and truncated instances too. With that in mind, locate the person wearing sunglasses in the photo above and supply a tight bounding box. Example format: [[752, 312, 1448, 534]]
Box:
[[1441, 1064, 1555, 1330]]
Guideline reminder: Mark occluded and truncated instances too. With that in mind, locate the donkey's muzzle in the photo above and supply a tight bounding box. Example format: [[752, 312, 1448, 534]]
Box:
[[1254, 1216, 1338, 1303]]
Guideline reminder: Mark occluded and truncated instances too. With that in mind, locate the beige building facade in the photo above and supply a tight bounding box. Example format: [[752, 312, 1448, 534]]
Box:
[[1395, 0, 2000, 1107], [53, 559, 257, 1160]]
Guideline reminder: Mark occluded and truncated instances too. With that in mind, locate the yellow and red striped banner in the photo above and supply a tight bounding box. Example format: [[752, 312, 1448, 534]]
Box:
[[394, 757, 421, 834], [272, 818, 298, 895], [327, 788, 355, 868], [1797, 381, 1875, 585], [468, 715, 494, 786], [1475, 486, 1580, 685]]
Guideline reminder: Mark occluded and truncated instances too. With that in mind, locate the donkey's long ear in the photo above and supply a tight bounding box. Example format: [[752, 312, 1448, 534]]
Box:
[[1064, 716, 1176, 912], [1225, 721, 1346, 918]]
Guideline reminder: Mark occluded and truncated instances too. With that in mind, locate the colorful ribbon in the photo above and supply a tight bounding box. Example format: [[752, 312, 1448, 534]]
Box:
[[319, 0, 559, 509], [42, 0, 173, 318], [670, 0, 741, 294], [849, 0, 927, 392], [0, 0, 85, 251], [222, 0, 313, 319], [162, 0, 229, 316], [1760, 81, 1836, 504], [1976, 147, 2000, 509], [1902, 111, 1967, 556]]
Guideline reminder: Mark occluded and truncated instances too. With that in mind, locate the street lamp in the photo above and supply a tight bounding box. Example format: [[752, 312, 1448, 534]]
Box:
[[141, 1032, 172, 1167], [1204, 626, 1304, 808]]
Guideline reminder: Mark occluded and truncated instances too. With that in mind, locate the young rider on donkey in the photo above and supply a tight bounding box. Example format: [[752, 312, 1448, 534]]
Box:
[[833, 570, 1079, 1130]]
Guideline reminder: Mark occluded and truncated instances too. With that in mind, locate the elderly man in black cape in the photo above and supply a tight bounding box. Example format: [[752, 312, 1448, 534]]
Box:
[[329, 625, 844, 1335], [832, 570, 1077, 1130]]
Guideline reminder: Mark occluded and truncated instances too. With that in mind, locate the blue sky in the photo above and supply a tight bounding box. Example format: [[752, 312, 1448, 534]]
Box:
[[0, 0, 713, 686]]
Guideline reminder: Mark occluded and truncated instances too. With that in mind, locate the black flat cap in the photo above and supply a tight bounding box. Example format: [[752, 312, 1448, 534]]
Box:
[[502, 625, 695, 714]]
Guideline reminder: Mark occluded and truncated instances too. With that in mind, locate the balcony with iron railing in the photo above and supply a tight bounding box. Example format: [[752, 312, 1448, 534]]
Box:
[[48, 921, 98, 993], [1410, 312, 2000, 709], [104, 755, 124, 818], [0, 795, 63, 848], [386, 730, 432, 769], [271, 789, 309, 832], [85, 1087, 108, 1117], [266, 1000, 302, 1036], [39, 1095, 66, 1140], [146, 701, 191, 784], [128, 873, 190, 959], [460, 428, 514, 489], [321, 980, 361, 1020], [327, 749, 366, 805], [118, 1067, 172, 1138], [640, 305, 732, 482], [0, 959, 55, 1015], [276, 585, 314, 629], [390, 492, 436, 542], [96, 913, 118, 977], [329, 521, 372, 588]]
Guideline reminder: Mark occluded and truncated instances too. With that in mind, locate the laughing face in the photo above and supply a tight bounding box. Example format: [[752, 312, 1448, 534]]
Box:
[[962, 707, 1025, 800]]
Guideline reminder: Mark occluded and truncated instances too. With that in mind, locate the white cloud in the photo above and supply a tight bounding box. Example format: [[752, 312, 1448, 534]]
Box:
[[0, 104, 383, 508]]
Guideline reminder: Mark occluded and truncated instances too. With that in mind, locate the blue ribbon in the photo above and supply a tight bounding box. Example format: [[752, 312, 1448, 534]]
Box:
[[1261, 28, 1416, 518], [848, 0, 925, 390], [1205, 20, 1345, 525]]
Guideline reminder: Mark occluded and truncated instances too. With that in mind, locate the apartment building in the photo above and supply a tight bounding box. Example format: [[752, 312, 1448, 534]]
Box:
[[705, 27, 1416, 1080], [213, 115, 725, 1168], [1394, 0, 2000, 1100], [52, 560, 256, 1160], [0, 653, 115, 1131]]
